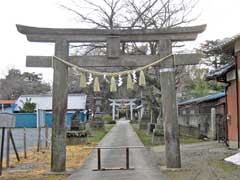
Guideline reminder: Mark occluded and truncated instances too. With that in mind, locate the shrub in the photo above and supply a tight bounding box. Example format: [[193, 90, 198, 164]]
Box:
[[102, 114, 112, 121], [107, 120, 116, 124], [153, 129, 162, 136], [19, 98, 36, 113], [102, 114, 116, 124]]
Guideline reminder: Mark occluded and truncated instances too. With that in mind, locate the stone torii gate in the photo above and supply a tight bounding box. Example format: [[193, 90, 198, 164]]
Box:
[[109, 99, 136, 121], [16, 24, 206, 172]]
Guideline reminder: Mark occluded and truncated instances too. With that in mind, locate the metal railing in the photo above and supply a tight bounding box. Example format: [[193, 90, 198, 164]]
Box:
[[84, 146, 144, 171]]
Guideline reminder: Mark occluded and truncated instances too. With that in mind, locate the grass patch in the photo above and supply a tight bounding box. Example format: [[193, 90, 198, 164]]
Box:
[[208, 160, 238, 173], [132, 123, 204, 146], [180, 136, 204, 144], [133, 127, 152, 146], [1, 124, 114, 180], [88, 124, 114, 143]]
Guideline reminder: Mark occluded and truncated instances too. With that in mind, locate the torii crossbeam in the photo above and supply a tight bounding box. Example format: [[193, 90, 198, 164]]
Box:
[[17, 24, 206, 172]]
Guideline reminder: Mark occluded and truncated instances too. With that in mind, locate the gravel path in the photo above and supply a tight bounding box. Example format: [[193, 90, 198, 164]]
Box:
[[152, 141, 240, 180], [68, 120, 166, 180]]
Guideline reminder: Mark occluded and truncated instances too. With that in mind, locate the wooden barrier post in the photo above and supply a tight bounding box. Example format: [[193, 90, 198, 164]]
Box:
[[45, 125, 49, 149], [37, 127, 41, 152], [6, 129, 10, 168], [23, 128, 27, 158], [37, 109, 41, 152], [0, 127, 5, 176], [9, 130, 20, 162]]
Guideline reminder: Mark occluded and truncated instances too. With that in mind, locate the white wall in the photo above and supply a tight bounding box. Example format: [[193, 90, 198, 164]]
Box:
[[15, 94, 87, 111]]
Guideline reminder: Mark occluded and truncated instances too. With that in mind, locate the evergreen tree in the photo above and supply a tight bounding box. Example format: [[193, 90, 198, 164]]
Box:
[[0, 68, 51, 100]]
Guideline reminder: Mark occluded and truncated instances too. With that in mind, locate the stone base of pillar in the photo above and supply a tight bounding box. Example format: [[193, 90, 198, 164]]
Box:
[[66, 130, 88, 145], [138, 121, 148, 130], [89, 118, 104, 129], [147, 123, 156, 134], [152, 128, 165, 145], [155, 124, 162, 130]]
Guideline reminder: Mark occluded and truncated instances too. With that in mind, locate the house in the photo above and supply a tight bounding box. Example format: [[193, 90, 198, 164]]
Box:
[[14, 94, 87, 128], [206, 34, 240, 148], [0, 100, 16, 113], [15, 94, 87, 111]]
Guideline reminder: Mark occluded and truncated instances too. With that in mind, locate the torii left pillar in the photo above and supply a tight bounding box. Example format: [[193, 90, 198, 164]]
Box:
[[51, 40, 68, 172], [159, 40, 181, 168]]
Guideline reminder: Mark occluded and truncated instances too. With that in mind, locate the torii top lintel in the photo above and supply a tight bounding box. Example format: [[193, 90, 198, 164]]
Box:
[[17, 24, 206, 68], [16, 24, 206, 42]]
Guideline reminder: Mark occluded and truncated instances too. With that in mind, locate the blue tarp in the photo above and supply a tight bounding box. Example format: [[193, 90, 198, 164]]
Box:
[[14, 111, 85, 128], [15, 113, 37, 128]]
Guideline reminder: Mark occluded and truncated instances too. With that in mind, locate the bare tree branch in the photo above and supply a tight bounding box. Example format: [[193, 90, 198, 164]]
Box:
[[60, 4, 110, 29]]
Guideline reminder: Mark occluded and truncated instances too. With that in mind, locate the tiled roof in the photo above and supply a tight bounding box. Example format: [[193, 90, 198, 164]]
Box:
[[206, 61, 235, 80], [0, 100, 16, 105], [178, 92, 225, 106]]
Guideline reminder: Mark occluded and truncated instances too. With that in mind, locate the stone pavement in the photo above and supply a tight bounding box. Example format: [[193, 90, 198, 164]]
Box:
[[68, 120, 166, 180]]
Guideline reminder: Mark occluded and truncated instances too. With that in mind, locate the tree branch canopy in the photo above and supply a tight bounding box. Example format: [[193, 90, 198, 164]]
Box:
[[60, 0, 198, 30], [59, 0, 201, 109], [0, 69, 51, 100]]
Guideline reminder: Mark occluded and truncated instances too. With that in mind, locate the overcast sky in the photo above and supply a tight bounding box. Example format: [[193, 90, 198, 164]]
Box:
[[0, 0, 240, 82]]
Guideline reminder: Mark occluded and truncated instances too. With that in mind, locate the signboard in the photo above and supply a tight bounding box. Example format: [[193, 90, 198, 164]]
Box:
[[0, 113, 16, 128]]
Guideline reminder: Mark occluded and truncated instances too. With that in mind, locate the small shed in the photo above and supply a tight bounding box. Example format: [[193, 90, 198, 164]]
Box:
[[178, 93, 226, 139], [178, 92, 226, 115], [13, 94, 87, 128]]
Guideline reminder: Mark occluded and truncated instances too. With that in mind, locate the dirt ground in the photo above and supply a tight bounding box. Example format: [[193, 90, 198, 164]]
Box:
[[0, 125, 114, 180], [150, 141, 240, 180]]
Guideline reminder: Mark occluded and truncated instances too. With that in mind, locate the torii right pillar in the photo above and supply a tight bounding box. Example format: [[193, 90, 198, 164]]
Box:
[[159, 40, 181, 168]]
